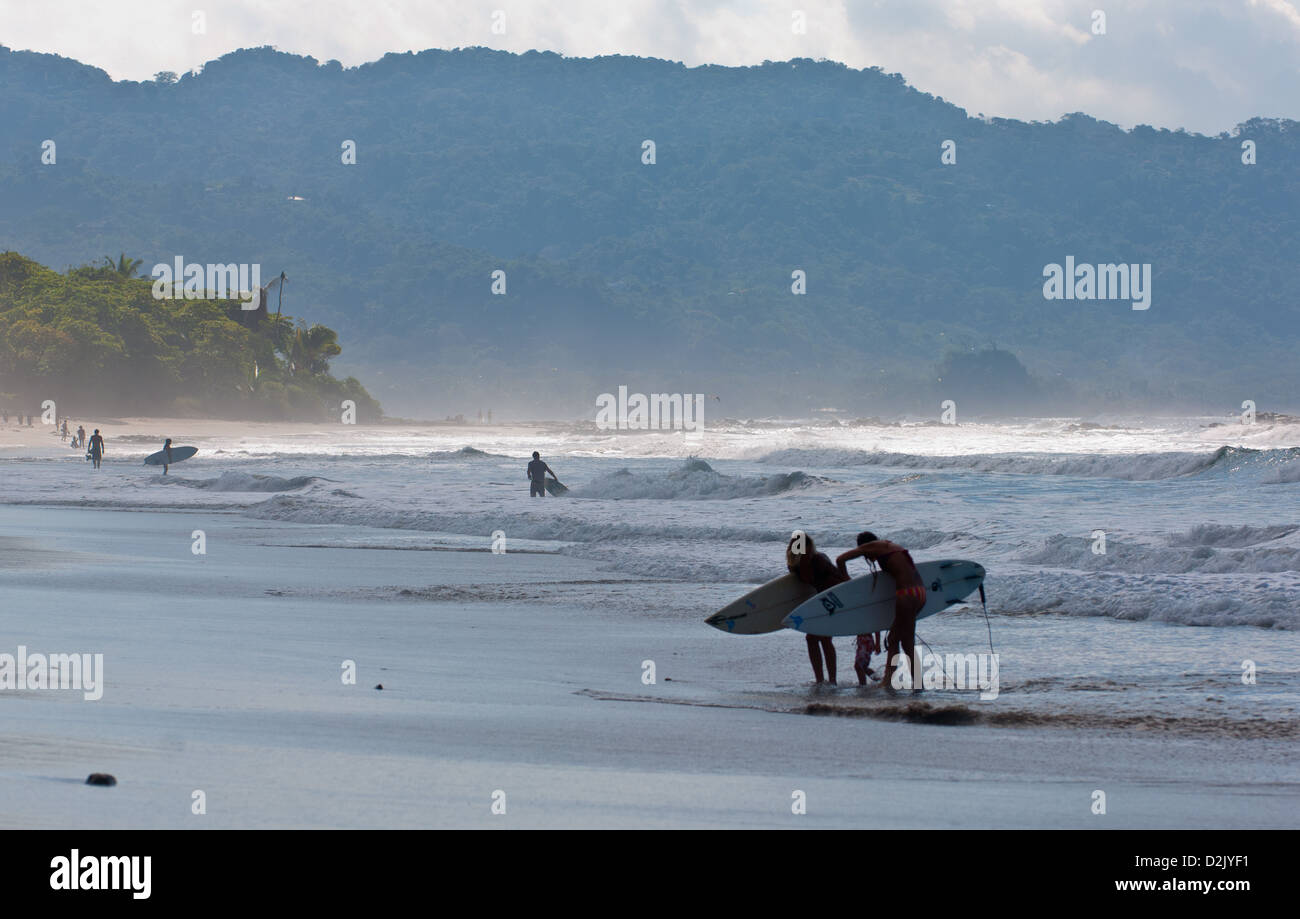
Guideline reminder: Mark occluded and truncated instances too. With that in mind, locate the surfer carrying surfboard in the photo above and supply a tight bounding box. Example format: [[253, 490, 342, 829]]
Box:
[[526, 451, 562, 497], [88, 429, 105, 469], [836, 532, 925, 689], [160, 438, 173, 474], [786, 532, 845, 685]]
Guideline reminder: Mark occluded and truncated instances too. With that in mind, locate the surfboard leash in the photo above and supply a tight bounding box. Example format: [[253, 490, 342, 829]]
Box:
[[978, 583, 995, 655]]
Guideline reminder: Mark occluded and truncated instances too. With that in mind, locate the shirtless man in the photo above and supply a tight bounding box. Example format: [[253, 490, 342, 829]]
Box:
[[836, 531, 925, 689], [88, 429, 106, 469], [526, 451, 561, 497]]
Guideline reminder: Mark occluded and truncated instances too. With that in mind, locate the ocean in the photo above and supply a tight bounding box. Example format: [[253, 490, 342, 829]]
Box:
[[2, 414, 1297, 827], [6, 415, 1298, 629]]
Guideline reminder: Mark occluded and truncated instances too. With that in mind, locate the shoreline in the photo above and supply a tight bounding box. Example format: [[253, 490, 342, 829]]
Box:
[[0, 416, 552, 451], [2, 504, 1296, 828]]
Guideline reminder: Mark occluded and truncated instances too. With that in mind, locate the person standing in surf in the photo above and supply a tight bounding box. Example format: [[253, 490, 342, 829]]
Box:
[[786, 532, 844, 686], [836, 532, 925, 690], [526, 451, 561, 497], [88, 429, 105, 469], [160, 438, 173, 475]]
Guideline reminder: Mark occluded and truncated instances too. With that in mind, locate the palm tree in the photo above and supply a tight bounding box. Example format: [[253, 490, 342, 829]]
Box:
[[102, 253, 143, 278], [288, 323, 341, 375], [261, 314, 295, 356]]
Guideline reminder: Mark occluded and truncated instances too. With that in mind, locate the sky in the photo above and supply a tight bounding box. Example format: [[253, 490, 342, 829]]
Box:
[[0, 0, 1297, 135]]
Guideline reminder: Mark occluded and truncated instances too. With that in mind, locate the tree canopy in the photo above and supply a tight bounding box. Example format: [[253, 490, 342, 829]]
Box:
[[0, 252, 381, 420]]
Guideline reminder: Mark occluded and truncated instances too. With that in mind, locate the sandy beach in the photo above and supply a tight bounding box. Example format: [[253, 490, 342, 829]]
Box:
[[0, 416, 533, 457], [3, 500, 1297, 829]]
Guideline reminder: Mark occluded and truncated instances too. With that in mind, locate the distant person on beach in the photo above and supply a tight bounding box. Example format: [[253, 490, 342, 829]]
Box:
[[526, 451, 560, 497], [786, 532, 844, 686], [88, 429, 105, 469], [60, 420, 69, 441], [836, 532, 925, 689], [76, 425, 85, 448], [160, 438, 173, 474]]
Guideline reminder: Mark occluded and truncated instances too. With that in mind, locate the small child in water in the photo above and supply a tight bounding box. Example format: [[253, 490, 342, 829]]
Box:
[[854, 631, 883, 685]]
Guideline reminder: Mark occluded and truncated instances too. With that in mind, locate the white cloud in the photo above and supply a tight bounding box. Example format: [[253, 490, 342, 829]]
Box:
[[0, 0, 1295, 133], [1250, 0, 1300, 30]]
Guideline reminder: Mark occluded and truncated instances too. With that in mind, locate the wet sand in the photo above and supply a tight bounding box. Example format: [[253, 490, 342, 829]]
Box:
[[1, 504, 1296, 828]]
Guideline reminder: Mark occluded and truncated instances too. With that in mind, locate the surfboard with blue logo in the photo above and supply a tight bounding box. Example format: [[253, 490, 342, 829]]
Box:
[[783, 560, 985, 637], [706, 574, 817, 634]]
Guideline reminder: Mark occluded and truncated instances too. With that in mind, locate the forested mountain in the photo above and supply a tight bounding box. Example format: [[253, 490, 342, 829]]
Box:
[[1, 44, 1296, 418]]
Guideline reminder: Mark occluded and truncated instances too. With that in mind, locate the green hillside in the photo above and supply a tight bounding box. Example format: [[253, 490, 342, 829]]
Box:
[[0, 252, 381, 420], [1, 45, 1296, 416]]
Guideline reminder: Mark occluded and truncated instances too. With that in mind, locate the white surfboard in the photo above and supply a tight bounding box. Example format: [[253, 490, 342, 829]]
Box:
[[782, 559, 986, 637], [144, 445, 198, 466], [705, 573, 818, 634]]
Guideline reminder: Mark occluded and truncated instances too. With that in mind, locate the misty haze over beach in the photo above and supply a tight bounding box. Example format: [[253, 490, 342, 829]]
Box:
[[1, 37, 1297, 419], [1, 1, 1297, 865]]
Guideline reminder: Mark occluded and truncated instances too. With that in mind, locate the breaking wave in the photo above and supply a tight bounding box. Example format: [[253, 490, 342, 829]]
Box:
[[1164, 524, 1298, 548], [758, 445, 1300, 482], [427, 446, 512, 461], [163, 472, 323, 493], [1019, 532, 1300, 574], [574, 458, 830, 500], [989, 568, 1299, 630]]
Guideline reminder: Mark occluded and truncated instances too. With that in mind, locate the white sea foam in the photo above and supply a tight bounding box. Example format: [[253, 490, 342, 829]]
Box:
[[162, 472, 323, 492], [991, 570, 1299, 630], [1020, 533, 1300, 574], [575, 459, 829, 500], [5, 417, 1300, 630], [757, 445, 1300, 481], [1164, 524, 1298, 548]]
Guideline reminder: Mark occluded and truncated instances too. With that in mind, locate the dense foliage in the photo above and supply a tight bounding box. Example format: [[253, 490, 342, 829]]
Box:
[[0, 252, 381, 420], [0, 44, 1296, 416]]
